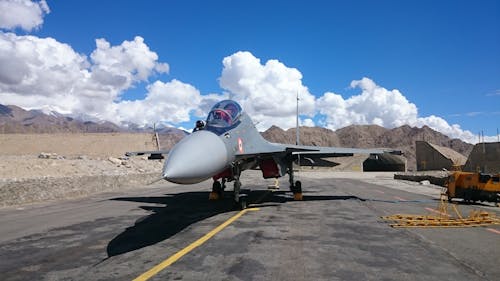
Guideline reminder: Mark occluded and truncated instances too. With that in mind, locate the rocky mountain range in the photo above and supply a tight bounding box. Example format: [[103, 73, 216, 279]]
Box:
[[262, 124, 473, 170], [0, 104, 123, 133], [1, 103, 473, 170], [0, 104, 188, 135]]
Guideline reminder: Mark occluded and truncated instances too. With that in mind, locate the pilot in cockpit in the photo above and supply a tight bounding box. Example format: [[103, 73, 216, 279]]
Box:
[[213, 110, 231, 124], [206, 100, 242, 128], [223, 102, 238, 119]]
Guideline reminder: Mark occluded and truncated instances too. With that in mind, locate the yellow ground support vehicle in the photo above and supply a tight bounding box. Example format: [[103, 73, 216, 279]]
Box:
[[446, 172, 500, 204]]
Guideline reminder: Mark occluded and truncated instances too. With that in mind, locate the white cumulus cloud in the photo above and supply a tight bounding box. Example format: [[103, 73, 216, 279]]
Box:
[[0, 32, 90, 113], [316, 77, 489, 143], [0, 33, 201, 124], [317, 77, 418, 129], [91, 37, 169, 84], [0, 30, 493, 144], [0, 31, 224, 128], [219, 51, 315, 130], [0, 0, 50, 31], [110, 79, 203, 125], [301, 118, 315, 127]]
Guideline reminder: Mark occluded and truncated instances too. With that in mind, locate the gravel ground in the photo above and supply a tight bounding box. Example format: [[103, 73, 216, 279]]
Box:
[[0, 155, 163, 179], [0, 154, 164, 207]]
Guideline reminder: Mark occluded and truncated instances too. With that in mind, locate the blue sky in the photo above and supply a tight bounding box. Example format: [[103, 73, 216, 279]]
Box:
[[0, 0, 499, 142]]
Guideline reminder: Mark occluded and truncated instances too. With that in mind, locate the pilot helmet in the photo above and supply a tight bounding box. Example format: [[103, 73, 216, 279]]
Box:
[[224, 103, 238, 118], [196, 120, 205, 128]]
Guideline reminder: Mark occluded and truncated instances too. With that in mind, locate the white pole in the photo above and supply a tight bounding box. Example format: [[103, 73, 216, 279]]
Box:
[[296, 91, 300, 145]]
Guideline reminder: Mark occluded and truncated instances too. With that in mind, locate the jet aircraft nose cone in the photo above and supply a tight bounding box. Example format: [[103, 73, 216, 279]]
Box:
[[163, 130, 229, 184]]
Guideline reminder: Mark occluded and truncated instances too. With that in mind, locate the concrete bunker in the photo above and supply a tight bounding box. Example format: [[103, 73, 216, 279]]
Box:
[[416, 141, 467, 171]]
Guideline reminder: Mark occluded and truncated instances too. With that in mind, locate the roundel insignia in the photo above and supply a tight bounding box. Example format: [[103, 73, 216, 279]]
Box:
[[238, 138, 244, 153]]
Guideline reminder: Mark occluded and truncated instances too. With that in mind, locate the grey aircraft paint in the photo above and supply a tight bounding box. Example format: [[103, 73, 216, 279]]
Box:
[[127, 100, 401, 208]]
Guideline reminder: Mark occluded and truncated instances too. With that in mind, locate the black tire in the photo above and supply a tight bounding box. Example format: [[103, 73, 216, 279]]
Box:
[[234, 196, 248, 210], [240, 199, 247, 210], [212, 181, 223, 197], [295, 181, 302, 193], [463, 189, 470, 203]]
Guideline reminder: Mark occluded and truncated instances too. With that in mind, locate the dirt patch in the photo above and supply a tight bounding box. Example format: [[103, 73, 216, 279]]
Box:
[[0, 155, 163, 180], [0, 155, 164, 207], [0, 173, 161, 207], [0, 133, 167, 207]]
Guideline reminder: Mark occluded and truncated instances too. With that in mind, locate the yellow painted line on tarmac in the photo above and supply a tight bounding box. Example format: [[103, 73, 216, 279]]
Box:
[[133, 207, 260, 281]]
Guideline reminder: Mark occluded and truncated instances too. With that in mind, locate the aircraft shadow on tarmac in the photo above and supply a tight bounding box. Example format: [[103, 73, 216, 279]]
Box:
[[106, 189, 361, 257]]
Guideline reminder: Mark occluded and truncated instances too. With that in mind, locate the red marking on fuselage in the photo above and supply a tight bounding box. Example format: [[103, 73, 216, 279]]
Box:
[[260, 158, 280, 179], [394, 196, 407, 201], [213, 168, 232, 181], [238, 138, 244, 153]]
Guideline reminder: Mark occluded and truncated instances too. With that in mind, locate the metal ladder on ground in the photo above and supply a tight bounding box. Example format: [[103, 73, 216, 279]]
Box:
[[381, 186, 500, 228]]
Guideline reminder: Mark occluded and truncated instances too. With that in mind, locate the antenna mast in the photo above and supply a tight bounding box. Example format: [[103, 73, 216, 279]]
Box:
[[153, 123, 161, 151], [296, 92, 300, 145]]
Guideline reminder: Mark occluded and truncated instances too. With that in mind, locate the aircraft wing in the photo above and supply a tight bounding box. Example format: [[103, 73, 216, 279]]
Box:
[[234, 143, 317, 159], [125, 150, 170, 160], [289, 145, 402, 157], [235, 143, 402, 159]]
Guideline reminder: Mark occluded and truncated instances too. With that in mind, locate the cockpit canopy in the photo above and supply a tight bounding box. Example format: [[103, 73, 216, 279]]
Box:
[[206, 100, 242, 128]]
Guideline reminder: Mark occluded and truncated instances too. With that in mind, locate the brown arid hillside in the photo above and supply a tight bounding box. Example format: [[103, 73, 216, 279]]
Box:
[[0, 104, 122, 133], [336, 124, 387, 147], [262, 125, 341, 146], [0, 103, 188, 137], [261, 125, 473, 171], [373, 125, 473, 169]]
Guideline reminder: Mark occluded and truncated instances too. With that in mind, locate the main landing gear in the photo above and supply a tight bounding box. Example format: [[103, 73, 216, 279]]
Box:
[[209, 166, 248, 210], [210, 162, 303, 209], [232, 166, 248, 210], [288, 162, 303, 201]]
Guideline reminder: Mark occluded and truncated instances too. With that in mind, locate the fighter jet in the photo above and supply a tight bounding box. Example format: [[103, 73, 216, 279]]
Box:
[[126, 100, 401, 209]]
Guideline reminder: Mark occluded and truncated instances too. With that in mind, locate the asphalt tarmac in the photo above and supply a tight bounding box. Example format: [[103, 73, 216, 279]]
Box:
[[0, 171, 499, 281]]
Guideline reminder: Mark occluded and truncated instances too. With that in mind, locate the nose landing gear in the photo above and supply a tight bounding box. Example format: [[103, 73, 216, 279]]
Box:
[[209, 180, 225, 200], [210, 166, 247, 210]]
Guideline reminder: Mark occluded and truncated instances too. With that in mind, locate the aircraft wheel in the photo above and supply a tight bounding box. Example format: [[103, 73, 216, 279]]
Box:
[[211, 181, 223, 199], [209, 192, 220, 200], [292, 181, 303, 201], [235, 194, 248, 210], [213, 181, 223, 194], [295, 181, 302, 193], [240, 198, 248, 210], [290, 181, 302, 194], [213, 181, 221, 191], [293, 192, 303, 201]]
